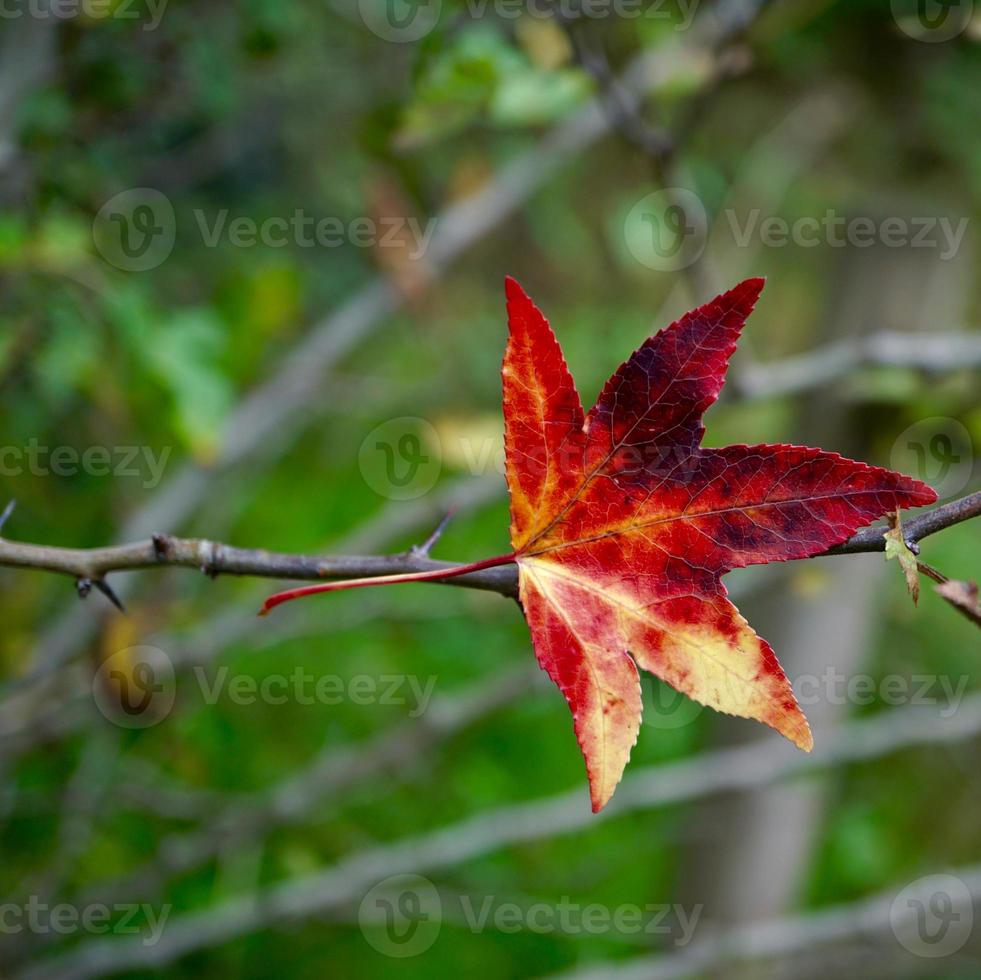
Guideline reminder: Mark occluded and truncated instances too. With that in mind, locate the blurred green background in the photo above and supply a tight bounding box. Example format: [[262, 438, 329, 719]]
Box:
[[0, 0, 980, 977]]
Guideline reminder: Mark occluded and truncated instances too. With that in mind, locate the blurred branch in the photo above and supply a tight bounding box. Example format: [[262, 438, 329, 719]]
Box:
[[78, 664, 538, 911], [735, 330, 981, 399], [18, 693, 981, 980], [548, 866, 981, 979], [0, 492, 977, 602]]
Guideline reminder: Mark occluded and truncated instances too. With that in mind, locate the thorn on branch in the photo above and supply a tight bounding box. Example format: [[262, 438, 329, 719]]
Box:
[[412, 510, 456, 558], [93, 579, 126, 614], [76, 578, 92, 599], [0, 499, 15, 535]]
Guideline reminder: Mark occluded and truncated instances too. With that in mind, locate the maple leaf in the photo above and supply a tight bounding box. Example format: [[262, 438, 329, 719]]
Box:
[[501, 276, 935, 811], [261, 276, 937, 813]]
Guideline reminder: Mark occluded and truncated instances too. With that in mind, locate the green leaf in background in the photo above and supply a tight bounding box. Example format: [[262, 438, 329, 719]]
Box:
[[397, 24, 589, 146], [146, 309, 234, 461]]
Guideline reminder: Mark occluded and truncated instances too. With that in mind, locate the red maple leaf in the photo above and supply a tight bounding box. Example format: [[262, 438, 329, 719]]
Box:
[[262, 277, 936, 812]]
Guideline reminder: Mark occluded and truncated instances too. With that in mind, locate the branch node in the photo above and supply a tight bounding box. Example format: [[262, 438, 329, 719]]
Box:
[[199, 540, 220, 579], [152, 533, 171, 559], [76, 578, 92, 599]]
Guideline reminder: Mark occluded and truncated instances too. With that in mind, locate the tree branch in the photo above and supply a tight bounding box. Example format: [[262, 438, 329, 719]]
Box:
[[824, 490, 981, 556], [0, 530, 521, 600], [0, 491, 976, 606]]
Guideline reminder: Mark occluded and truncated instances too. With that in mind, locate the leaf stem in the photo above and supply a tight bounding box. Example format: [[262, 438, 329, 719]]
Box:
[[258, 552, 518, 616]]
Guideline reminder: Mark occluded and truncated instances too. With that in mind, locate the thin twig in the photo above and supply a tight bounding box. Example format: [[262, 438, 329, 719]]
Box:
[[0, 499, 15, 534]]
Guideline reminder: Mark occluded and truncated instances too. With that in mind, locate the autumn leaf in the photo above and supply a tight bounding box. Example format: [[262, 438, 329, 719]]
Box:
[[501, 276, 934, 810], [261, 276, 937, 813]]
